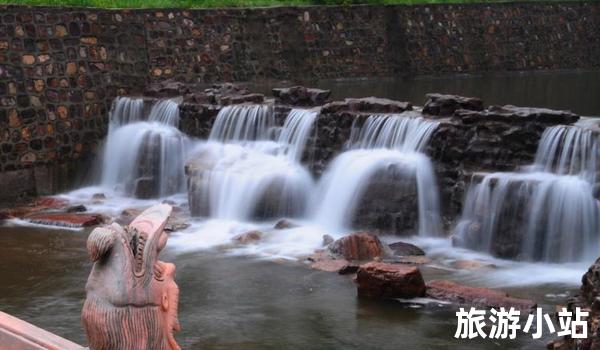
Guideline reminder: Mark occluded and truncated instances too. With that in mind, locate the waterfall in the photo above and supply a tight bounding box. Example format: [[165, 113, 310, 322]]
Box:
[[109, 96, 144, 128], [209, 104, 275, 142], [148, 99, 180, 127], [532, 124, 598, 181], [187, 106, 316, 220], [277, 108, 318, 161], [455, 124, 600, 262], [349, 112, 439, 152], [313, 113, 442, 236], [100, 97, 189, 197]]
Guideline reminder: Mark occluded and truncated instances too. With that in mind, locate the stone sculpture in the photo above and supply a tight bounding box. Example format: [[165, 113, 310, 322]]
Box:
[[82, 204, 180, 350]]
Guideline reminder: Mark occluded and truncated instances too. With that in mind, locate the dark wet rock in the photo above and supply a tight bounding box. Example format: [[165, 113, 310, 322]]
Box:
[[274, 218, 299, 230], [322, 234, 335, 246], [550, 258, 600, 349], [92, 193, 106, 200], [272, 86, 331, 106], [66, 204, 87, 213], [233, 230, 263, 244], [116, 208, 142, 225], [330, 232, 387, 261], [356, 262, 426, 299], [322, 97, 412, 114], [454, 105, 579, 125], [219, 93, 264, 106], [26, 212, 101, 228], [164, 217, 190, 232], [389, 241, 425, 256], [182, 92, 213, 104], [133, 177, 156, 199], [423, 93, 484, 116], [426, 280, 536, 311], [582, 257, 600, 305]]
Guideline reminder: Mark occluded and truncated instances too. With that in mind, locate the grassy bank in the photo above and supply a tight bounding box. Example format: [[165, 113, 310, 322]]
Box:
[[0, 0, 579, 9]]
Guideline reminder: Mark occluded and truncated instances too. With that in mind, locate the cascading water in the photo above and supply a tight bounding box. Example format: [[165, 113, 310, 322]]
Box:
[[187, 106, 317, 221], [100, 97, 189, 197], [455, 123, 600, 262], [312, 112, 442, 236]]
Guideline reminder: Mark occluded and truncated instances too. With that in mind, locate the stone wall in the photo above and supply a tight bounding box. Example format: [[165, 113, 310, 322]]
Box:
[[1, 2, 599, 201]]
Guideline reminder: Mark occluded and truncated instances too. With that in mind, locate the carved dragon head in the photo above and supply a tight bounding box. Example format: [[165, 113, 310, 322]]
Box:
[[82, 204, 180, 350]]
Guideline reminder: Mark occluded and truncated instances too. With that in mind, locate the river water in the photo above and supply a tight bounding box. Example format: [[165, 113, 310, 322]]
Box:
[[2, 70, 598, 349]]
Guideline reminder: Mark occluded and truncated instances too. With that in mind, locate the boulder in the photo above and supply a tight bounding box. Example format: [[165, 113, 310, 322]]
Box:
[[423, 93, 484, 116], [272, 86, 331, 106], [66, 204, 87, 213], [426, 280, 535, 311], [322, 234, 335, 246], [274, 218, 299, 230], [389, 241, 425, 256], [356, 262, 426, 299], [322, 97, 412, 114], [26, 213, 102, 228], [232, 230, 263, 244], [330, 232, 387, 261]]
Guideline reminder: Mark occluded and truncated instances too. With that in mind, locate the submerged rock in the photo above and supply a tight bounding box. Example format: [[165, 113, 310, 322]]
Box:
[[26, 213, 102, 228], [311, 259, 351, 273], [423, 93, 484, 116], [274, 218, 299, 230], [426, 280, 535, 311], [330, 232, 387, 261], [451, 260, 497, 270], [356, 262, 426, 299], [66, 204, 87, 213], [272, 86, 331, 106], [322, 234, 335, 246], [389, 241, 425, 256], [233, 230, 263, 244]]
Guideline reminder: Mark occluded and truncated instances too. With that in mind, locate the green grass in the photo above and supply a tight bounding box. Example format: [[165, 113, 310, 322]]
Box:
[[0, 0, 581, 9]]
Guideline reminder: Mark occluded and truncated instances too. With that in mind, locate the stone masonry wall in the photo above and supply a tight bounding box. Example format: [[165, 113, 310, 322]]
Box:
[[1, 2, 599, 201]]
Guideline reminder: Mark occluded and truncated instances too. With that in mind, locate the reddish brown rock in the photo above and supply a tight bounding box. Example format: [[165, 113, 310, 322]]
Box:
[[311, 259, 351, 273], [356, 262, 426, 299], [426, 280, 536, 311], [330, 232, 386, 261], [26, 213, 102, 228]]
